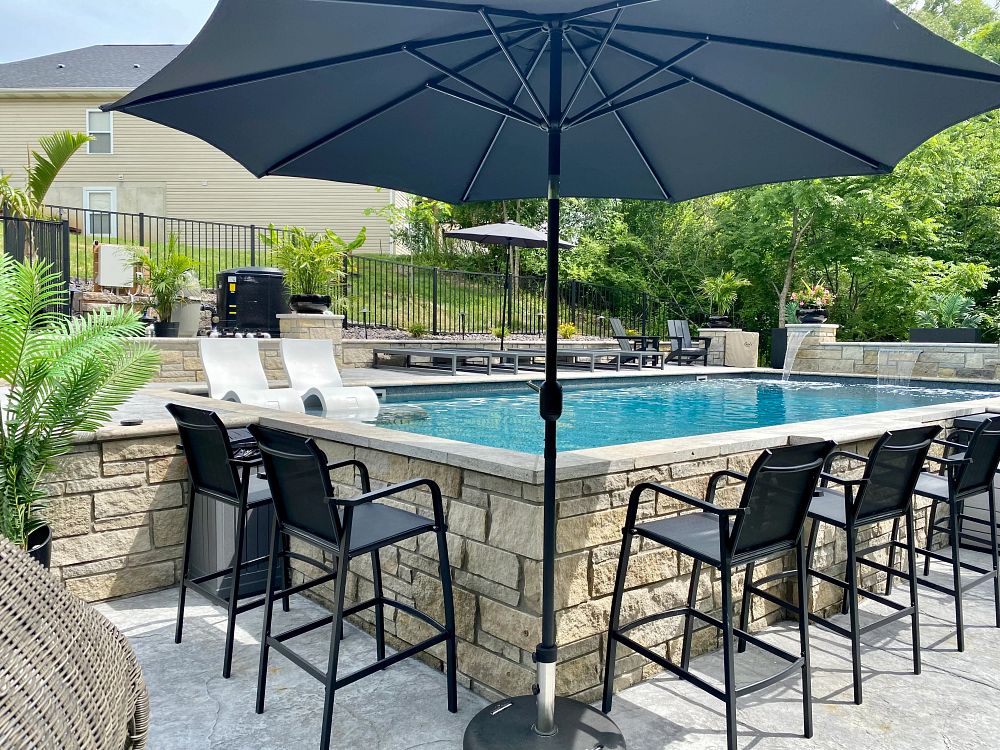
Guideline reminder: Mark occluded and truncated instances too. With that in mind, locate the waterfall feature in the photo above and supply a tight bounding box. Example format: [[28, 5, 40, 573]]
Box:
[[782, 329, 811, 381], [877, 348, 920, 387]]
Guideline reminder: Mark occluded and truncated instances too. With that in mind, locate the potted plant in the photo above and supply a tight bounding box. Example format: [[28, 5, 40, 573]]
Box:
[[262, 225, 365, 314], [792, 282, 834, 323], [133, 238, 196, 336], [700, 271, 750, 328], [0, 256, 158, 567], [910, 292, 982, 343]]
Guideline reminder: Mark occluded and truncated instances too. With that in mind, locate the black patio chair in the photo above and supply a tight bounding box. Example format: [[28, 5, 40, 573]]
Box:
[[166, 402, 289, 680], [602, 440, 835, 750], [740, 426, 939, 706], [609, 316, 660, 352], [248, 424, 457, 750], [666, 319, 710, 366], [889, 415, 1000, 651]]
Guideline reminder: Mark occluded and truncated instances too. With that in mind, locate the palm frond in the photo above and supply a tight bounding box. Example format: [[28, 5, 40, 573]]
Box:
[[25, 131, 92, 209]]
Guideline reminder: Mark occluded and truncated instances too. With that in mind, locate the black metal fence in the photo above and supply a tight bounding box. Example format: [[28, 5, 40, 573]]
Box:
[[1, 212, 71, 315], [33, 204, 683, 335]]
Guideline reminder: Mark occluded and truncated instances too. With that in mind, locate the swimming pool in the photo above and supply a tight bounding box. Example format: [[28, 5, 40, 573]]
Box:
[[376, 376, 996, 453]]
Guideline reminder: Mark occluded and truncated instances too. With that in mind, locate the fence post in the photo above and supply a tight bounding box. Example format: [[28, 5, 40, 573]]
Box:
[[570, 279, 579, 326], [641, 292, 649, 336], [432, 266, 439, 335], [61, 219, 71, 315], [250, 224, 257, 266], [138, 212, 145, 247]]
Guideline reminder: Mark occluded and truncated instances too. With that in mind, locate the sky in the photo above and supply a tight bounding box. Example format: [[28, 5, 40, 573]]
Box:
[[0, 0, 214, 63]]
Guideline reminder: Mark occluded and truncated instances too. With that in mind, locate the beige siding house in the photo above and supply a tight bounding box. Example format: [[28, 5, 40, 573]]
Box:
[[0, 45, 401, 253]]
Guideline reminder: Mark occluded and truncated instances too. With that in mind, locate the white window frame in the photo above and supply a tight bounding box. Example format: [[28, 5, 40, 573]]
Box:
[[84, 188, 117, 238], [85, 109, 113, 154]]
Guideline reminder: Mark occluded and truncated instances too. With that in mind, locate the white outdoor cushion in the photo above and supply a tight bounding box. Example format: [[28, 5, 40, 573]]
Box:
[[199, 338, 304, 413], [280, 338, 379, 420]]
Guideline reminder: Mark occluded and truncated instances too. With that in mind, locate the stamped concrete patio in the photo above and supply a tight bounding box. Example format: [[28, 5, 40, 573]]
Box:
[[97, 549, 1000, 750]]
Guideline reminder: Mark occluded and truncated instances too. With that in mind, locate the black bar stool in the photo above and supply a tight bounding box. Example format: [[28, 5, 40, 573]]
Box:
[[742, 426, 939, 706], [249, 424, 457, 750], [602, 440, 834, 750], [894, 415, 1000, 651], [167, 403, 288, 679]]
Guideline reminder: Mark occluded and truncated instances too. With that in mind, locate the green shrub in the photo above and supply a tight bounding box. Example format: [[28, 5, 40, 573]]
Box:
[[491, 326, 507, 338], [915, 292, 982, 328], [407, 322, 430, 337], [558, 322, 577, 339]]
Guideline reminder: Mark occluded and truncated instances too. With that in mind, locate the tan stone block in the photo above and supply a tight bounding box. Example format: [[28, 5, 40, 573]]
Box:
[[52, 527, 152, 566], [556, 649, 603, 695], [487, 496, 543, 559], [94, 513, 149, 532], [64, 474, 144, 494], [93, 484, 184, 519], [60, 556, 127, 579], [557, 507, 627, 553], [465, 540, 519, 587], [148, 456, 187, 483], [523, 552, 590, 613], [355, 447, 409, 483], [453, 570, 520, 607], [555, 598, 611, 644], [457, 642, 534, 696], [158, 350, 183, 364], [670, 457, 727, 479], [480, 599, 539, 652], [103, 435, 180, 462], [410, 570, 476, 641], [408, 458, 462, 498], [42, 452, 101, 483], [47, 496, 93, 537], [592, 547, 677, 597], [153, 508, 188, 547], [447, 501, 487, 542], [103, 461, 147, 477], [582, 473, 628, 495], [64, 561, 175, 602]]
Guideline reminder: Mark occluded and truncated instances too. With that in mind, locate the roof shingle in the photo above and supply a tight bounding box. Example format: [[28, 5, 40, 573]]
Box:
[[0, 45, 184, 90]]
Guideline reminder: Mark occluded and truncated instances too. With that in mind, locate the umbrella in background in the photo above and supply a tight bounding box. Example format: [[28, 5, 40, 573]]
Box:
[[105, 2, 1000, 747], [444, 221, 574, 349]]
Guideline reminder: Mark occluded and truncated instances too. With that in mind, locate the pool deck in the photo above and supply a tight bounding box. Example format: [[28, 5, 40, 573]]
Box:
[[98, 548, 1000, 750]]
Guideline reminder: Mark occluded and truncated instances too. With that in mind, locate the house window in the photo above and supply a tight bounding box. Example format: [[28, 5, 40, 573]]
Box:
[[86, 110, 112, 154], [84, 189, 116, 237]]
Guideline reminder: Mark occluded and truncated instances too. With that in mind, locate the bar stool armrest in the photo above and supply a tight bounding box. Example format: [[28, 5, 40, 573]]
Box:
[[707, 470, 748, 503], [326, 458, 372, 493], [329, 477, 443, 509], [823, 450, 868, 472], [635, 481, 742, 517]]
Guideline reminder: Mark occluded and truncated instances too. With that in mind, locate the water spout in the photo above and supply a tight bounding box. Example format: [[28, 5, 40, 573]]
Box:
[[877, 347, 920, 387], [782, 329, 811, 381]]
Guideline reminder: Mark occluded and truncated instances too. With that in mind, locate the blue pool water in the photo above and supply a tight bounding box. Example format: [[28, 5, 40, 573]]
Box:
[[376, 377, 995, 454]]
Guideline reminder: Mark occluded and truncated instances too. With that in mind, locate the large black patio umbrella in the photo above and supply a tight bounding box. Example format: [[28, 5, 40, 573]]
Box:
[[105, 1, 1000, 747], [444, 221, 574, 349]]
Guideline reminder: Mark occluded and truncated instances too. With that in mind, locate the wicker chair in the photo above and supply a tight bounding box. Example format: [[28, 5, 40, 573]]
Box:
[[0, 537, 149, 750]]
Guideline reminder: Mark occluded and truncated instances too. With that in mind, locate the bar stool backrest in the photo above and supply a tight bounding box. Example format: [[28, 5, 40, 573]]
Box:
[[729, 440, 834, 559], [248, 424, 343, 547], [956, 414, 1000, 496], [166, 403, 240, 501], [854, 425, 941, 523]]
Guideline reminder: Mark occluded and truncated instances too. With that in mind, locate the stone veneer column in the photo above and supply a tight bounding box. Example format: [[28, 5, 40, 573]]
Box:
[[277, 313, 345, 365], [784, 322, 840, 344]]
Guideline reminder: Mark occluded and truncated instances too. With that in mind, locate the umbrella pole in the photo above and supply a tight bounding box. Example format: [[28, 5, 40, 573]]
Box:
[[464, 23, 624, 750], [500, 241, 511, 351]]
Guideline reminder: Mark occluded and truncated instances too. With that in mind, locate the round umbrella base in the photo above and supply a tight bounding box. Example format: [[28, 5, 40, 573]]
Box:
[[463, 695, 626, 750]]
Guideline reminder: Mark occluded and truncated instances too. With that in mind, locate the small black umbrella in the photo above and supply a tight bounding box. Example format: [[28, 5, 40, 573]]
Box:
[[444, 221, 574, 349], [105, 2, 1000, 747]]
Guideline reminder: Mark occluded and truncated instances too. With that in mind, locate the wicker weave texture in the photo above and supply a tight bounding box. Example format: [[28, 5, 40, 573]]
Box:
[[0, 537, 149, 750]]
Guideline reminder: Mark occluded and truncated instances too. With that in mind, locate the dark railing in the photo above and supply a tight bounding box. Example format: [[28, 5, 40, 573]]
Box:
[[1, 211, 71, 315], [33, 204, 683, 335]]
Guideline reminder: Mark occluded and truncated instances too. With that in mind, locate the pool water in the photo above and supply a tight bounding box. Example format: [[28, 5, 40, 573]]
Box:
[[375, 377, 995, 454]]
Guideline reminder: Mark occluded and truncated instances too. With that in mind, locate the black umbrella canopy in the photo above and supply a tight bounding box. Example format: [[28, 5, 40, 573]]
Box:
[[106, 3, 1000, 748], [107, 0, 1000, 205], [445, 221, 574, 248]]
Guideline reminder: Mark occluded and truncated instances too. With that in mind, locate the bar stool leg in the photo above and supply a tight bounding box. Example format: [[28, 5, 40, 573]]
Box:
[[222, 499, 249, 679], [721, 563, 738, 750], [846, 524, 863, 704], [796, 535, 814, 739], [924, 498, 941, 577], [737, 561, 756, 654], [988, 485, 1000, 628], [256, 519, 280, 715], [371, 550, 386, 662], [681, 560, 703, 671], [175, 486, 197, 645], [602, 530, 634, 713], [320, 543, 352, 750], [434, 522, 458, 713], [282, 532, 291, 613], [906, 508, 922, 676], [949, 499, 966, 652], [885, 517, 901, 596]]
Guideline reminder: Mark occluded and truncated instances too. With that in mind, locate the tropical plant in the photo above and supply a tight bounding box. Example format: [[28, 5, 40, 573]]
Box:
[[0, 174, 35, 218], [133, 236, 196, 322], [699, 271, 751, 316], [558, 322, 577, 339], [791, 282, 835, 309], [0, 255, 159, 548], [24, 131, 93, 212], [915, 292, 983, 328], [261, 225, 365, 296]]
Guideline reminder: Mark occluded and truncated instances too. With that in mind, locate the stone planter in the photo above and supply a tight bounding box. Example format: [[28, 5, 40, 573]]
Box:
[[909, 327, 980, 344]]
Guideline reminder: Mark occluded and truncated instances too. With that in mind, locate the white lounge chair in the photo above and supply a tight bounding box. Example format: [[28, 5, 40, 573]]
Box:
[[199, 338, 304, 413], [280, 338, 380, 420]]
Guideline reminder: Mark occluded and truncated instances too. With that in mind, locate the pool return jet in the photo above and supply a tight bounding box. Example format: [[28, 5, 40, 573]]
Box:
[[105, 1, 1000, 747]]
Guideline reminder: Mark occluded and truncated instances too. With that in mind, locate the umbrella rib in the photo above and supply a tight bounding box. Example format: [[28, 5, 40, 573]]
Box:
[[559, 8, 623, 128], [572, 18, 1000, 85], [564, 34, 672, 200], [481, 10, 549, 122], [562, 35, 706, 127], [462, 37, 550, 202], [404, 46, 546, 128], [105, 23, 538, 111], [573, 26, 889, 171], [425, 83, 545, 130], [262, 29, 544, 176], [566, 79, 690, 128]]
